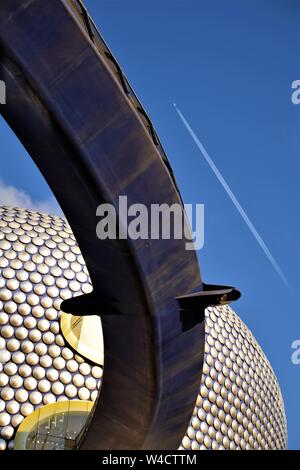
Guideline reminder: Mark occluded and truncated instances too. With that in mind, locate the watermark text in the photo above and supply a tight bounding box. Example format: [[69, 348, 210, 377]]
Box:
[[96, 196, 204, 251], [0, 80, 6, 104]]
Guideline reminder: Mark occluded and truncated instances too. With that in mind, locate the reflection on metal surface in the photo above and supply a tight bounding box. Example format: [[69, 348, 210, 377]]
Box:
[[0, 207, 102, 451], [180, 306, 287, 450], [61, 314, 103, 366], [0, 0, 204, 448], [68, 0, 182, 199], [0, 207, 287, 450], [14, 400, 93, 450]]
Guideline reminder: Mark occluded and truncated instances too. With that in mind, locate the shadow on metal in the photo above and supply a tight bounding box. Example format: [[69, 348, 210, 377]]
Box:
[[0, 0, 240, 449]]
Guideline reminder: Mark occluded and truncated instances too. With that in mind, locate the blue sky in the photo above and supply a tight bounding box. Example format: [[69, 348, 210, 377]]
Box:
[[0, 0, 299, 448]]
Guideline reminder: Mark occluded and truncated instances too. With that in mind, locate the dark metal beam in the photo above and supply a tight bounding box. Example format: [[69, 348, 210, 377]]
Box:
[[0, 0, 236, 450]]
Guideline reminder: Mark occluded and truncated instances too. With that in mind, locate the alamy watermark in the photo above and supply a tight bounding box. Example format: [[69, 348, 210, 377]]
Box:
[[290, 81, 300, 365], [0, 80, 6, 104], [291, 340, 300, 365], [96, 196, 204, 251], [291, 80, 300, 105]]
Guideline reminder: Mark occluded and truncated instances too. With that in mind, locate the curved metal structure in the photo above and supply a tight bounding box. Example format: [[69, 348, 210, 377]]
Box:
[[0, 208, 286, 451], [0, 0, 239, 449]]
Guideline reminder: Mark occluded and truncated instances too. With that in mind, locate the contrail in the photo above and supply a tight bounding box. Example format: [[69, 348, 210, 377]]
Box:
[[173, 103, 289, 289]]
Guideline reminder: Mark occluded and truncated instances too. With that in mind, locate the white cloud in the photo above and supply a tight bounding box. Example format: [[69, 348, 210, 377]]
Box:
[[0, 179, 64, 217]]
